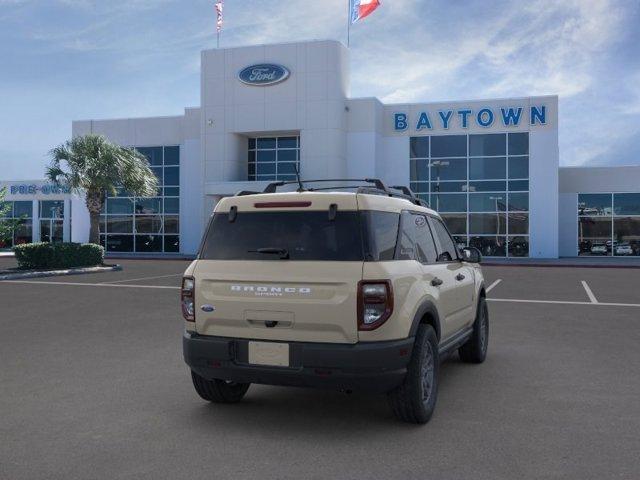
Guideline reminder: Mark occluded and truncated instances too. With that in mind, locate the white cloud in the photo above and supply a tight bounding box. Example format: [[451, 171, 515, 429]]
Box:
[[0, 0, 638, 172], [363, 0, 626, 104]]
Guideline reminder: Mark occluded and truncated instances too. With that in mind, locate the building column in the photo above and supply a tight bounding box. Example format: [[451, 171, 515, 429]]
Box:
[[32, 200, 40, 243], [63, 199, 71, 242]]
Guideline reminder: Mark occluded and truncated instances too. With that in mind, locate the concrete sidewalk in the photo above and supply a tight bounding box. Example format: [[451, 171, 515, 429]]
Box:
[[484, 256, 640, 268]]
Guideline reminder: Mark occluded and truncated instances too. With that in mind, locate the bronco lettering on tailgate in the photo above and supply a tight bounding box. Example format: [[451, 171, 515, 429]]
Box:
[[230, 285, 312, 297]]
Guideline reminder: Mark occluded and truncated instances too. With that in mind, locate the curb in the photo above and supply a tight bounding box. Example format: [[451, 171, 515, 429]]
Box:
[[0, 264, 122, 281], [483, 262, 640, 269], [105, 255, 195, 261]]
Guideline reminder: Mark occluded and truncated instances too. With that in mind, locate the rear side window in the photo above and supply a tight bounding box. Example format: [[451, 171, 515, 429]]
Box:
[[200, 211, 364, 261], [395, 212, 437, 263], [361, 211, 400, 261], [429, 216, 458, 262]]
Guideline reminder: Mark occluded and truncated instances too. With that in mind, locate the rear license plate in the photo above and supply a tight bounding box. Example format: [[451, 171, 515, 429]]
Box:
[[248, 341, 290, 367]]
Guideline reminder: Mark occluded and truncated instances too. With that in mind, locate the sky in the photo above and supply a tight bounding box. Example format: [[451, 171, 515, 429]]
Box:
[[0, 0, 639, 180]]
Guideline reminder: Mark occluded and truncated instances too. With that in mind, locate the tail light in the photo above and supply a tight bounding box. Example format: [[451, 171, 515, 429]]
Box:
[[181, 276, 195, 322], [357, 280, 393, 331]]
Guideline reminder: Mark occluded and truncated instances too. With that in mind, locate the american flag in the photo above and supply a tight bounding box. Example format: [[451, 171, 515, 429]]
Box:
[[215, 0, 223, 33]]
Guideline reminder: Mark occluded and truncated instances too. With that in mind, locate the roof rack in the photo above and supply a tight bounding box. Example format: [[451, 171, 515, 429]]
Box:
[[262, 178, 388, 194], [389, 185, 430, 208], [235, 190, 261, 196], [235, 178, 429, 208]]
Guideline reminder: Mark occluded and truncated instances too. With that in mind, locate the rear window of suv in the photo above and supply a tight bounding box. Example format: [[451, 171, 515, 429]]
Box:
[[199, 210, 400, 261]]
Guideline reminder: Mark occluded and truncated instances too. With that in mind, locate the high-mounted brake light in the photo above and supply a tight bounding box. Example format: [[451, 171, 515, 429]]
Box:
[[181, 276, 195, 322], [357, 280, 393, 331], [254, 201, 312, 208]]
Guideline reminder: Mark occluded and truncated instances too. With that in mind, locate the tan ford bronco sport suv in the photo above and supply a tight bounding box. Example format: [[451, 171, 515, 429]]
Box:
[[182, 179, 488, 424]]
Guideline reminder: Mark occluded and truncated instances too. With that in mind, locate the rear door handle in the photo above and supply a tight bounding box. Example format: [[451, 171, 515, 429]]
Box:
[[456, 273, 465, 281], [431, 277, 443, 287]]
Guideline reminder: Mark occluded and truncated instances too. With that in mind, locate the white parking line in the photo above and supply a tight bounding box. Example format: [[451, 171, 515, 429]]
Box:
[[581, 280, 599, 304], [0, 280, 179, 290], [488, 298, 640, 307], [486, 279, 502, 293], [3, 279, 639, 308], [101, 273, 182, 284]]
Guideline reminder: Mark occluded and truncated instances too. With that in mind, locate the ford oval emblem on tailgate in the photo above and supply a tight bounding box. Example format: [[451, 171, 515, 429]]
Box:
[[201, 305, 215, 312]]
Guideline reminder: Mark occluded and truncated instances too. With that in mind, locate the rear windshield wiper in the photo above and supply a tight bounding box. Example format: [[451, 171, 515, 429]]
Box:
[[248, 247, 290, 259]]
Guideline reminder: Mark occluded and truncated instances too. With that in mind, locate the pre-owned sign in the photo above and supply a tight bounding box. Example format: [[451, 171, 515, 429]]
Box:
[[9, 184, 70, 195]]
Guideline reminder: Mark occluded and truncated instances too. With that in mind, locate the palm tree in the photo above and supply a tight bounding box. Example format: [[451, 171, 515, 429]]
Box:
[[46, 134, 159, 245], [0, 187, 14, 246]]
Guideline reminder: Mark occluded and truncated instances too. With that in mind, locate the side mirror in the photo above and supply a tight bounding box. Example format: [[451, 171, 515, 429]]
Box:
[[461, 247, 482, 264], [436, 252, 453, 262]]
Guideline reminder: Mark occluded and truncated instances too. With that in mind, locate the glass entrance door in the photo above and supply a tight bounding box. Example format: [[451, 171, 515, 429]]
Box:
[[40, 219, 64, 243], [39, 200, 65, 243]]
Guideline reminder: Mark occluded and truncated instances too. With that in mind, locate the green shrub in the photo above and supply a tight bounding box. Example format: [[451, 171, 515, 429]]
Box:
[[12, 242, 104, 270]]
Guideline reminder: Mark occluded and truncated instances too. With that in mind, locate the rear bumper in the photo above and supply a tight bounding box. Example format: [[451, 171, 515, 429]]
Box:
[[183, 331, 414, 393]]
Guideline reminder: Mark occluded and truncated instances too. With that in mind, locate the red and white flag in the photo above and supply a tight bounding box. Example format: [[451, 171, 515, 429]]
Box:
[[350, 0, 381, 24], [215, 0, 223, 32]]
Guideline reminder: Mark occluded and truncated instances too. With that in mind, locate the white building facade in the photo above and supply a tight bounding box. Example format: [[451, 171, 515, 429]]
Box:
[[52, 40, 636, 258], [0, 180, 90, 249]]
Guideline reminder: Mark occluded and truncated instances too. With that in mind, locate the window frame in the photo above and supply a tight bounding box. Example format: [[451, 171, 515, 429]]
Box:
[[247, 135, 300, 181], [427, 215, 462, 263], [101, 145, 180, 254], [394, 210, 439, 265], [409, 132, 529, 258], [577, 192, 640, 257]]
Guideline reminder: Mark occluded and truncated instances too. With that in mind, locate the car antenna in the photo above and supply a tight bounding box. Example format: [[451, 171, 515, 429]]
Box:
[[294, 165, 305, 192]]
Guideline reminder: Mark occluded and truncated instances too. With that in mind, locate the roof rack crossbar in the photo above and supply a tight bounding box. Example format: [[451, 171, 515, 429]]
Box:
[[389, 185, 413, 197], [389, 185, 430, 207], [307, 185, 370, 192], [262, 178, 389, 194], [251, 178, 430, 208], [235, 190, 261, 196], [263, 181, 287, 194]]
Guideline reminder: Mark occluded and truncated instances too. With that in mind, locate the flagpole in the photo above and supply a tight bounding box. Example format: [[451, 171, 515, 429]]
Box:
[[347, 0, 351, 47], [215, 0, 223, 49]]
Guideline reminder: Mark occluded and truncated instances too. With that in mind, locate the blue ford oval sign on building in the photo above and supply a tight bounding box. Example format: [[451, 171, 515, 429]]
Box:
[[238, 64, 290, 86]]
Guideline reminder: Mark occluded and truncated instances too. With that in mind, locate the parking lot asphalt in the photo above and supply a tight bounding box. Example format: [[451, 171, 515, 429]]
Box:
[[1, 260, 640, 480]]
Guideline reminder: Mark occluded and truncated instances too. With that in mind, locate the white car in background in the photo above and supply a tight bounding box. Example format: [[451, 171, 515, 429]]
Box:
[[615, 244, 633, 256], [590, 244, 607, 255]]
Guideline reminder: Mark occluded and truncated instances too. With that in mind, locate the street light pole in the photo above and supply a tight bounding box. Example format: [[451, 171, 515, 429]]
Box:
[[489, 195, 503, 255], [430, 160, 450, 212]]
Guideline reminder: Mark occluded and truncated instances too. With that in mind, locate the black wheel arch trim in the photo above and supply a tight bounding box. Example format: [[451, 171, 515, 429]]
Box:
[[478, 280, 486, 298], [409, 300, 442, 341]]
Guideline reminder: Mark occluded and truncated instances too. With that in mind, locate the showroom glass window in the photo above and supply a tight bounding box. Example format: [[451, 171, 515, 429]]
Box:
[[578, 193, 640, 256], [0, 201, 33, 249], [410, 133, 529, 257], [247, 136, 300, 181], [100, 146, 180, 253]]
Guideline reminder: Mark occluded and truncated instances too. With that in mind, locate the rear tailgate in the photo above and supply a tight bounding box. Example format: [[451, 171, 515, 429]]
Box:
[[194, 261, 361, 343], [193, 192, 364, 344]]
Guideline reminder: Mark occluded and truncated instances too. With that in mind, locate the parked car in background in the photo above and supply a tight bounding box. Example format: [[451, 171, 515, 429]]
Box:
[[579, 241, 592, 255], [615, 244, 633, 256], [590, 244, 607, 255]]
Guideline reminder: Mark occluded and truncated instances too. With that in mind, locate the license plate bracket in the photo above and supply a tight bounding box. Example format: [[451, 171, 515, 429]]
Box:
[[248, 341, 290, 367]]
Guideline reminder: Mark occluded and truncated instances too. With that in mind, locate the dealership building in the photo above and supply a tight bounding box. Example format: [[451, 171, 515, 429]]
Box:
[[2, 40, 639, 258]]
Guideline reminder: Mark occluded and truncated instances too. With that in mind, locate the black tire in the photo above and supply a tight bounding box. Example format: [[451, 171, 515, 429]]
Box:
[[459, 296, 489, 364], [387, 324, 439, 424], [191, 370, 250, 403]]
